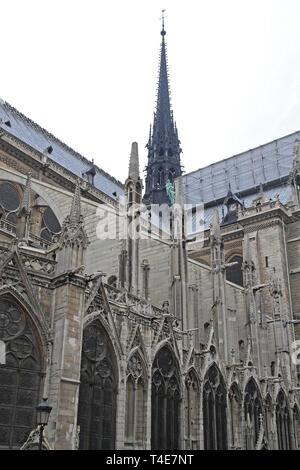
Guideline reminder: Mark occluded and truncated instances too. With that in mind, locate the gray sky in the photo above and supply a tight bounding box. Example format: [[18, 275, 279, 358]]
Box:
[[1, 0, 300, 183]]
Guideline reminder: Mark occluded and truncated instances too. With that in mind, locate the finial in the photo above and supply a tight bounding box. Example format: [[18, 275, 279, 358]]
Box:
[[161, 9, 166, 36]]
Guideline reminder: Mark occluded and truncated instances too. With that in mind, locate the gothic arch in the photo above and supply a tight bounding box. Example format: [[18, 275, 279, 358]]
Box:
[[168, 168, 176, 184], [152, 338, 181, 368], [83, 310, 123, 366], [77, 319, 118, 450], [151, 345, 181, 450], [125, 349, 148, 447], [276, 389, 292, 450], [184, 367, 200, 449], [157, 168, 165, 187], [203, 363, 228, 450], [0, 294, 45, 449], [0, 286, 49, 351], [243, 378, 263, 449], [225, 254, 243, 287]]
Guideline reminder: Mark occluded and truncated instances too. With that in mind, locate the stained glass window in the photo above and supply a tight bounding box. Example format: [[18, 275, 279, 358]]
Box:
[[77, 322, 117, 450], [203, 364, 227, 450], [276, 390, 291, 450], [0, 297, 43, 449], [151, 347, 180, 449]]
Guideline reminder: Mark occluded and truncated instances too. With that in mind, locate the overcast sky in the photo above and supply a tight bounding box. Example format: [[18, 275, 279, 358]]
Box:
[[1, 0, 300, 184]]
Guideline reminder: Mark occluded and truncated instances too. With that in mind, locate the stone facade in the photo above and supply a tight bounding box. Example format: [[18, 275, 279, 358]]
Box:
[[0, 17, 299, 450], [0, 124, 299, 451]]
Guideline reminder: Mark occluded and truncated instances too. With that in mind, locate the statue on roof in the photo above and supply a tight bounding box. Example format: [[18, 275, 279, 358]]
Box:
[[166, 179, 175, 205]]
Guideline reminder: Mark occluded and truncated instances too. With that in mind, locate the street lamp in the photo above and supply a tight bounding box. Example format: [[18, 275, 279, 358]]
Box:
[[36, 398, 52, 450]]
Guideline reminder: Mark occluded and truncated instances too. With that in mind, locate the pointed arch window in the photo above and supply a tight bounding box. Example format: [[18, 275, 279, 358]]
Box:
[[226, 255, 243, 287], [157, 169, 165, 188], [244, 378, 263, 449], [184, 370, 200, 449], [0, 297, 43, 449], [77, 321, 117, 450], [125, 352, 147, 447], [203, 364, 227, 450], [276, 390, 291, 450], [0, 183, 20, 226], [151, 346, 180, 450], [168, 169, 176, 184]]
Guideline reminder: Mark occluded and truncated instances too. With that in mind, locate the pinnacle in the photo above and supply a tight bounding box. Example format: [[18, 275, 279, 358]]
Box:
[[128, 142, 140, 181], [69, 179, 82, 226], [210, 209, 221, 240]]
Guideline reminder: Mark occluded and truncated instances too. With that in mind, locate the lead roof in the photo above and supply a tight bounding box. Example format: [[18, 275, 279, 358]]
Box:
[[0, 101, 124, 200], [183, 131, 300, 230]]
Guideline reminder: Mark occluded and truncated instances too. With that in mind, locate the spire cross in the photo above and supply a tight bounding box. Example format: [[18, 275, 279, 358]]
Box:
[[160, 9, 166, 35]]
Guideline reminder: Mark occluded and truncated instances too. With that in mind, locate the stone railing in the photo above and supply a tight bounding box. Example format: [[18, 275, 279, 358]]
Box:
[[0, 244, 56, 276], [20, 251, 56, 275], [29, 233, 52, 250], [0, 219, 17, 235], [104, 282, 164, 318]]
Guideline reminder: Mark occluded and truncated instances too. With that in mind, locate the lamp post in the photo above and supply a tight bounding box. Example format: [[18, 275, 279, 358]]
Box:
[[36, 398, 52, 450]]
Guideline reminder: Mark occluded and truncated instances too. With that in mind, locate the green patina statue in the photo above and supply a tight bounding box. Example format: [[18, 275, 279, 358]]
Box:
[[166, 179, 175, 205]]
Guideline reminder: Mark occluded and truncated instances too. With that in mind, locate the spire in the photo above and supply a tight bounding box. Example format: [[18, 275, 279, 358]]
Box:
[[58, 178, 89, 255], [69, 179, 82, 226], [143, 13, 182, 206], [128, 142, 140, 181]]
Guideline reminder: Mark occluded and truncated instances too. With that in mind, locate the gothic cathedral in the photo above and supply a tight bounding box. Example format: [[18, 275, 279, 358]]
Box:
[[0, 19, 299, 451]]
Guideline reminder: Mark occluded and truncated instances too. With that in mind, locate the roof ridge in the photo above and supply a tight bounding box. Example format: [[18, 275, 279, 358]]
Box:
[[2, 100, 124, 189]]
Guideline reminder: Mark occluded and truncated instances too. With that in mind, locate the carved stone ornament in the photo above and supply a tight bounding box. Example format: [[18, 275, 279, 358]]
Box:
[[127, 352, 143, 379], [20, 426, 52, 450]]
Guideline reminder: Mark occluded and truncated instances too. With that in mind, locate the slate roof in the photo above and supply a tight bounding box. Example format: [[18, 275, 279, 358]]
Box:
[[183, 131, 300, 230], [0, 101, 124, 200]]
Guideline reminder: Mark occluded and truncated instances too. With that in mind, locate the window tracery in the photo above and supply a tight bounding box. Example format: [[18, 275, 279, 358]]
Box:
[[151, 346, 180, 450], [0, 297, 43, 449], [203, 364, 227, 450], [77, 322, 117, 450], [244, 378, 263, 449], [276, 390, 291, 450]]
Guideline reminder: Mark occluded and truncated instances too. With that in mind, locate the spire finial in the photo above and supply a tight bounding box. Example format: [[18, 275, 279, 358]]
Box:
[[161, 9, 166, 36]]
